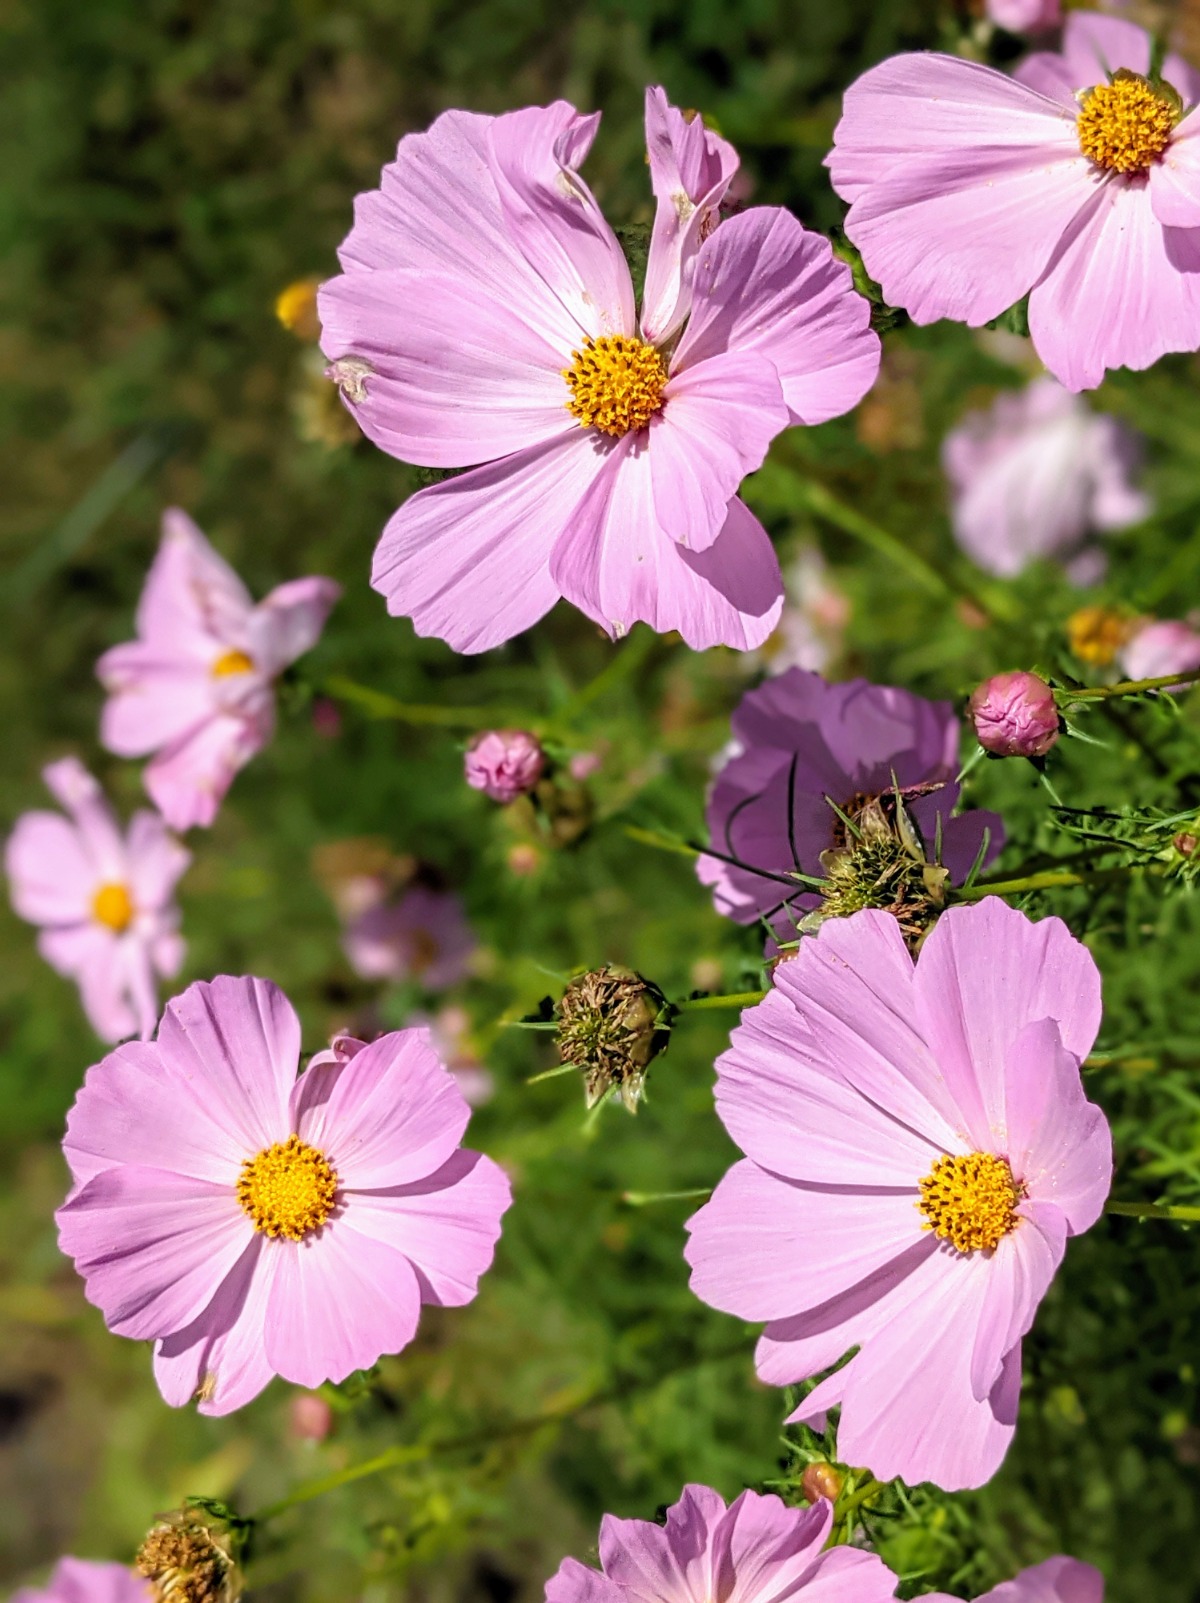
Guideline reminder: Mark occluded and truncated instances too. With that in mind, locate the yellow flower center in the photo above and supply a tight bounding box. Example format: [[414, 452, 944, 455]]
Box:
[[211, 648, 255, 678], [92, 881, 134, 933], [918, 1152, 1022, 1254], [1067, 604, 1134, 667], [563, 335, 668, 437], [236, 1134, 339, 1240], [1076, 71, 1180, 174]]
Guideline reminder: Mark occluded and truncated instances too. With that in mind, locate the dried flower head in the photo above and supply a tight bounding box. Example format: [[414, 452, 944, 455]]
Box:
[[556, 965, 669, 1113], [135, 1506, 243, 1603]]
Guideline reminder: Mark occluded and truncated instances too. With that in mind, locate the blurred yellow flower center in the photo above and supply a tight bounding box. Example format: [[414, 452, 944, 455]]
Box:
[[564, 335, 668, 436], [237, 1134, 338, 1240], [1076, 72, 1180, 173], [211, 648, 255, 678], [1067, 604, 1134, 667], [91, 881, 134, 933], [918, 1152, 1021, 1253]]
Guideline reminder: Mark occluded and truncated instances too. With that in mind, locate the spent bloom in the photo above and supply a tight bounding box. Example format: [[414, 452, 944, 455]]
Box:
[[11, 1560, 151, 1603], [5, 758, 189, 1043], [943, 377, 1149, 579], [970, 671, 1062, 757], [685, 900, 1112, 1490], [342, 882, 477, 989], [544, 1484, 899, 1603], [986, 0, 1061, 33], [928, 1558, 1103, 1603], [1118, 617, 1200, 680], [318, 88, 880, 653], [828, 12, 1200, 390], [56, 976, 511, 1415], [697, 670, 1002, 940], [97, 509, 340, 831], [465, 729, 546, 802]]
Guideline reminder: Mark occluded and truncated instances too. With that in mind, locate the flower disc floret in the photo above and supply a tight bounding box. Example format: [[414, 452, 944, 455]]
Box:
[[563, 334, 668, 437], [210, 648, 255, 679], [1076, 71, 1180, 173], [236, 1133, 338, 1240], [919, 1152, 1021, 1253], [91, 881, 134, 933]]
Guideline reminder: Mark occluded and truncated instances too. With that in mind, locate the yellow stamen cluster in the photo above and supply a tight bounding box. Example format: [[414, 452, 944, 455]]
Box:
[[236, 1134, 338, 1240], [1076, 71, 1180, 174], [211, 649, 255, 679], [1067, 604, 1135, 667], [563, 335, 668, 437], [918, 1152, 1021, 1254], [92, 881, 134, 933]]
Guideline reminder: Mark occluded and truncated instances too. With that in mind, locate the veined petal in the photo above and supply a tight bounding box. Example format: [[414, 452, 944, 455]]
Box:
[[1152, 113, 1200, 230], [969, 1201, 1066, 1400], [153, 1236, 277, 1415], [1004, 1019, 1113, 1233]]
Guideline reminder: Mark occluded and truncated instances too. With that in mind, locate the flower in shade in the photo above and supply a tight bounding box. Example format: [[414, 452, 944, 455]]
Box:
[[342, 883, 476, 989], [465, 729, 546, 803], [685, 899, 1112, 1491], [986, 0, 1060, 34], [970, 671, 1061, 757], [97, 509, 340, 831], [317, 88, 879, 653], [828, 12, 1200, 390], [544, 1484, 899, 1603], [928, 1558, 1103, 1603], [697, 670, 1002, 941], [943, 377, 1149, 579], [1118, 617, 1200, 680], [5, 758, 189, 1043], [11, 1559, 151, 1603], [56, 976, 511, 1415]]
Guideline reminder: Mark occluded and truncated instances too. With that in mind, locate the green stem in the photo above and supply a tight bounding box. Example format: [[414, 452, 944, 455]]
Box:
[[1106, 1200, 1200, 1223], [955, 864, 1144, 900], [555, 627, 657, 723], [674, 990, 767, 1011], [1061, 671, 1200, 702], [325, 675, 519, 729], [622, 1187, 713, 1206]]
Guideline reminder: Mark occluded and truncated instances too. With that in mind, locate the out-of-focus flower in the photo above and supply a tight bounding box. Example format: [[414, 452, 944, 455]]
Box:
[[697, 669, 1002, 941], [289, 1391, 334, 1442], [685, 901, 1112, 1491], [544, 1484, 898, 1603], [275, 278, 322, 340], [855, 343, 926, 452], [556, 965, 668, 1113], [11, 1558, 151, 1603], [97, 510, 340, 831], [930, 1557, 1104, 1603], [567, 750, 602, 781], [828, 13, 1200, 390], [465, 729, 545, 803], [943, 377, 1148, 579], [986, 0, 1061, 34], [756, 547, 851, 676], [1118, 618, 1200, 679], [310, 696, 343, 739], [318, 88, 879, 653], [57, 976, 511, 1415], [343, 883, 476, 990], [1067, 604, 1136, 666], [969, 671, 1061, 757], [5, 758, 189, 1043]]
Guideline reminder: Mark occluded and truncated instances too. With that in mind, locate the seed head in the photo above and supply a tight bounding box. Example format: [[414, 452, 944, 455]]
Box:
[[135, 1505, 244, 1603], [556, 965, 669, 1113]]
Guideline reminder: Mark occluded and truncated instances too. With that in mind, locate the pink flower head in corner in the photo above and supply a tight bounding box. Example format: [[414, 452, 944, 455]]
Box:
[[943, 377, 1149, 579], [318, 87, 880, 653], [928, 1557, 1104, 1603], [697, 670, 1003, 941], [11, 1558, 151, 1603], [5, 758, 189, 1043], [828, 12, 1200, 390], [986, 0, 1060, 35], [343, 883, 477, 990], [1118, 617, 1200, 680], [544, 1484, 899, 1603], [97, 509, 340, 830], [56, 976, 511, 1416], [685, 899, 1113, 1491]]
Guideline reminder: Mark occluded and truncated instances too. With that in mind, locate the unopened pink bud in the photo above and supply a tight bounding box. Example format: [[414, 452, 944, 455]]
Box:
[[465, 729, 545, 803], [290, 1391, 334, 1441], [969, 671, 1060, 758]]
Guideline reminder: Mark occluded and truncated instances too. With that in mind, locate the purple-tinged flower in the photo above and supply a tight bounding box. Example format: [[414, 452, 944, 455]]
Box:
[[986, 0, 1060, 34], [697, 670, 1002, 939], [11, 1559, 150, 1603], [928, 1557, 1103, 1603], [465, 729, 546, 803], [828, 12, 1200, 390], [318, 89, 880, 653], [342, 883, 476, 990], [5, 758, 189, 1043], [943, 377, 1149, 579], [685, 900, 1112, 1491], [97, 509, 340, 831], [1118, 618, 1200, 680], [56, 975, 511, 1416], [544, 1484, 898, 1603], [970, 671, 1061, 757]]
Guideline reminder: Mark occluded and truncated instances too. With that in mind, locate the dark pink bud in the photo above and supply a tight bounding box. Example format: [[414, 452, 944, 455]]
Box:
[[290, 1391, 334, 1442], [969, 671, 1060, 758], [465, 729, 545, 803]]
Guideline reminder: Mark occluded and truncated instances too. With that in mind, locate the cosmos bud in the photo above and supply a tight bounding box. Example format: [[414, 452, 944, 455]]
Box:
[[799, 1461, 843, 1504], [969, 671, 1061, 758], [465, 729, 546, 804], [555, 965, 669, 1114]]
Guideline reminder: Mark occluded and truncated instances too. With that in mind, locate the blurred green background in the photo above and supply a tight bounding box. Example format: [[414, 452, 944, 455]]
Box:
[[5, 1, 1200, 1600]]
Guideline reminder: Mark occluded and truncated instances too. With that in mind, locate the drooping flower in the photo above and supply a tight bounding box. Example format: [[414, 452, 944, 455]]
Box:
[[1117, 617, 1200, 679], [56, 976, 511, 1415], [928, 1557, 1104, 1603], [10, 1559, 151, 1603], [697, 669, 1002, 941], [318, 88, 880, 653], [943, 377, 1149, 578], [969, 671, 1061, 757], [828, 12, 1200, 390], [685, 899, 1112, 1491], [5, 758, 189, 1043], [465, 729, 546, 802], [986, 0, 1061, 34], [97, 510, 340, 831], [544, 1484, 898, 1603], [342, 883, 477, 989]]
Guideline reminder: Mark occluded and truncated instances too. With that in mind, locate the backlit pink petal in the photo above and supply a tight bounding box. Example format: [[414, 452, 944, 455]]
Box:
[[251, 576, 341, 675], [1057, 10, 1150, 84], [97, 648, 214, 757], [140, 508, 254, 648], [12, 1558, 153, 1603], [153, 1237, 276, 1415], [41, 927, 138, 1044], [1119, 618, 1200, 679], [791, 1548, 899, 1603], [124, 810, 190, 912], [714, 1491, 832, 1603], [546, 1561, 628, 1603], [144, 712, 269, 831], [970, 1200, 1066, 1400], [1151, 112, 1200, 229], [1005, 1019, 1113, 1232], [939, 808, 1004, 883], [5, 811, 93, 924], [42, 757, 126, 877], [978, 1557, 1105, 1603], [596, 1487, 727, 1603]]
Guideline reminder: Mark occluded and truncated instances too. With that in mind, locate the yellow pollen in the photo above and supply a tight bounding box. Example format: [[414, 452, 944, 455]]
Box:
[[236, 1134, 338, 1240], [563, 335, 668, 437], [1076, 71, 1180, 174], [92, 881, 134, 933], [211, 648, 255, 678], [918, 1152, 1022, 1254]]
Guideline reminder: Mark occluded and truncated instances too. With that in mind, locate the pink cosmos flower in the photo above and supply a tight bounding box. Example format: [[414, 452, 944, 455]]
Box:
[[342, 883, 477, 989], [544, 1484, 898, 1603], [697, 670, 1002, 938], [1117, 617, 1200, 679], [928, 1557, 1103, 1603], [318, 88, 880, 653], [5, 758, 189, 1043], [97, 509, 340, 830], [11, 1559, 150, 1603], [986, 0, 1061, 34], [465, 729, 546, 802], [828, 12, 1200, 390], [56, 975, 511, 1415], [943, 377, 1149, 578], [685, 899, 1113, 1491]]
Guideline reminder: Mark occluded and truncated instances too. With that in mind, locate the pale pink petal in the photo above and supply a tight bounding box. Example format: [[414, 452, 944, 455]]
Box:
[[48, 927, 139, 1044], [5, 811, 93, 925], [121, 935, 161, 1042], [1013, 52, 1079, 110], [1058, 10, 1151, 83], [138, 509, 254, 649], [15, 1558, 153, 1603], [98, 646, 214, 757], [124, 810, 190, 911], [786, 1550, 899, 1603], [1152, 113, 1200, 228], [981, 1557, 1105, 1603], [143, 711, 268, 831], [250, 576, 341, 676], [714, 1492, 833, 1603], [598, 1484, 728, 1603], [546, 1560, 627, 1603], [1005, 1019, 1113, 1232], [42, 758, 126, 877], [153, 1236, 277, 1415], [969, 1201, 1066, 1400]]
